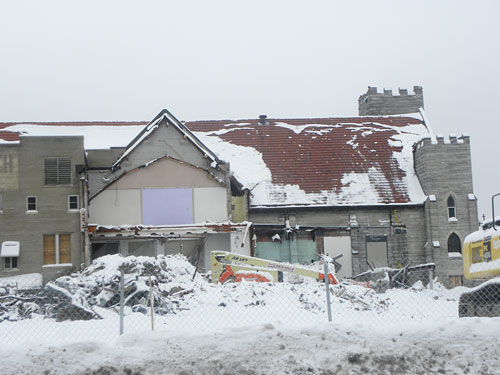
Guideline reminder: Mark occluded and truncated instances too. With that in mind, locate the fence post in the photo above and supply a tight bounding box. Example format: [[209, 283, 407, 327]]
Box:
[[324, 260, 332, 322], [120, 268, 125, 335], [149, 275, 155, 331]]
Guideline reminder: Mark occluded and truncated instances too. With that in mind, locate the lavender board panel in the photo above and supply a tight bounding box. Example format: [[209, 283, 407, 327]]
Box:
[[142, 188, 193, 225]]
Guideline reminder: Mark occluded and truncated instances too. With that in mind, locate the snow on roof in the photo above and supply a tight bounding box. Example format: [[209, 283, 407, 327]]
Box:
[[0, 122, 147, 149], [0, 113, 430, 208], [185, 115, 429, 207], [112, 110, 220, 170]]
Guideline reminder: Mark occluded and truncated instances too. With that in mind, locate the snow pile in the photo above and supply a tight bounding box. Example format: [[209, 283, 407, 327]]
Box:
[[0, 273, 43, 290], [2, 319, 499, 375]]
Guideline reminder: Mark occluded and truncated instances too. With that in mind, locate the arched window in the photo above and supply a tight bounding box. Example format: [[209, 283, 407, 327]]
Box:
[[447, 196, 456, 219], [448, 233, 461, 254]]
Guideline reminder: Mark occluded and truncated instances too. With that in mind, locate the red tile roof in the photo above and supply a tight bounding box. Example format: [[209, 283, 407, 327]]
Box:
[[184, 116, 428, 206]]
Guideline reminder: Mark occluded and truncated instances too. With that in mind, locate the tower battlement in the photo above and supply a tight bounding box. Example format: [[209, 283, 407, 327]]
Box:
[[359, 86, 424, 116]]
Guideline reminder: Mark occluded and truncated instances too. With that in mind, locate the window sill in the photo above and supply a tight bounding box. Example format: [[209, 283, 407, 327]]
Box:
[[448, 252, 462, 259], [68, 209, 80, 213], [1, 268, 19, 272], [448, 218, 458, 223], [42, 263, 73, 268], [26, 210, 38, 215], [0, 210, 3, 214]]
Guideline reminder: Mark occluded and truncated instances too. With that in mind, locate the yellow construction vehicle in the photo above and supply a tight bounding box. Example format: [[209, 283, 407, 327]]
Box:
[[459, 193, 500, 317], [462, 219, 500, 280], [210, 251, 339, 285]]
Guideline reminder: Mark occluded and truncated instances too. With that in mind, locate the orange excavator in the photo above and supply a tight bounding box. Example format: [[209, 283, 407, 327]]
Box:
[[210, 251, 339, 285]]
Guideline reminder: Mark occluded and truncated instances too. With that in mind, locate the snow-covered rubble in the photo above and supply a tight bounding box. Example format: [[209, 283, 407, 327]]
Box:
[[0, 254, 467, 332]]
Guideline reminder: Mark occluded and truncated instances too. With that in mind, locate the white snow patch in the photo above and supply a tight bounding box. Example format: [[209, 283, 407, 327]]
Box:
[[193, 132, 272, 191], [0, 273, 43, 289], [274, 122, 339, 134], [469, 258, 500, 273], [0, 124, 145, 149]]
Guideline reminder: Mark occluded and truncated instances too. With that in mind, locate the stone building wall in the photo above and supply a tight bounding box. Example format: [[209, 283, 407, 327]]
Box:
[[413, 135, 478, 286], [0, 136, 85, 282], [250, 205, 427, 277]]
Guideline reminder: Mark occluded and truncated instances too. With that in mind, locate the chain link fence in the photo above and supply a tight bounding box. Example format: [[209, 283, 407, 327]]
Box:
[[1, 254, 498, 345]]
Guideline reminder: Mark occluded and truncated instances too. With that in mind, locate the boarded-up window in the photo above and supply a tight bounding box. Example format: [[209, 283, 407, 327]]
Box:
[[43, 235, 56, 264], [45, 157, 72, 185], [142, 188, 193, 225], [449, 275, 463, 288], [366, 235, 388, 268], [44, 234, 71, 264], [59, 234, 71, 263]]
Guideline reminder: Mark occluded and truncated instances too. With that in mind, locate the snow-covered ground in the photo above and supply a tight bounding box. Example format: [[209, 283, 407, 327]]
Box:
[[1, 318, 499, 374], [1, 255, 499, 374]]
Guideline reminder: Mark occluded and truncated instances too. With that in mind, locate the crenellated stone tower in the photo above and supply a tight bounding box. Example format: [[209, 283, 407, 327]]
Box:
[[358, 85, 478, 287], [358, 86, 424, 116], [413, 136, 478, 286]]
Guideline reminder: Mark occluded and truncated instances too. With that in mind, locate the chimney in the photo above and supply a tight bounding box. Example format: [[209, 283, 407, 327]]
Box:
[[258, 115, 268, 126]]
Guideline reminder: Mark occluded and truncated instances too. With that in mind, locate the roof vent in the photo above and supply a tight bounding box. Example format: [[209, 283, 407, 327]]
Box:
[[258, 115, 268, 126]]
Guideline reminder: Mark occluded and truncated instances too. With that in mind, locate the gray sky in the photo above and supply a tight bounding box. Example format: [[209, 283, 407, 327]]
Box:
[[1, 0, 498, 218]]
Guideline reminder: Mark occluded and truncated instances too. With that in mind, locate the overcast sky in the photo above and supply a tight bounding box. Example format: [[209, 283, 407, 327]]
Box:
[[1, 0, 498, 218]]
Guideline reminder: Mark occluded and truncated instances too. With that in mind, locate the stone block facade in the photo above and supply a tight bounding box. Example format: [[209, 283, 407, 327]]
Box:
[[358, 86, 424, 116], [413, 135, 478, 285], [0, 136, 85, 281]]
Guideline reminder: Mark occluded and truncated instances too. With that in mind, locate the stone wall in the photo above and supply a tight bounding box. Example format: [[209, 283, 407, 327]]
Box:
[[250, 205, 427, 276], [413, 135, 478, 286], [358, 86, 424, 116], [0, 136, 85, 282]]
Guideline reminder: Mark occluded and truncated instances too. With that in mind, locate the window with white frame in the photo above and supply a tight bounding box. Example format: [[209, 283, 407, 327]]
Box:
[[26, 196, 37, 212], [0, 192, 3, 211], [68, 195, 79, 211], [447, 196, 456, 220]]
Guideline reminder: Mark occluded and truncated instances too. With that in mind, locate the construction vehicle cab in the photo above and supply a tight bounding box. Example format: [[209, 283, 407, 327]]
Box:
[[459, 193, 500, 317]]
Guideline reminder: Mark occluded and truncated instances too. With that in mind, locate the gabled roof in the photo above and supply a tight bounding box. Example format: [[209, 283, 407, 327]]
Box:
[[111, 109, 220, 170], [184, 114, 429, 207]]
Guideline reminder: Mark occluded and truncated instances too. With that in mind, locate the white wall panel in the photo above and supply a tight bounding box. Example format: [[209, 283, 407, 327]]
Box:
[[324, 236, 353, 278], [193, 187, 228, 223], [90, 189, 141, 226]]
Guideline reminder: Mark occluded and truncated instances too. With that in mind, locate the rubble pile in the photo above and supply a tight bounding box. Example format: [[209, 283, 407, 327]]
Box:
[[0, 255, 448, 325], [0, 254, 202, 322]]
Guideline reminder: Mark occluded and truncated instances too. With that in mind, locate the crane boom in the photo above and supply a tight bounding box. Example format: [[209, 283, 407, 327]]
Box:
[[210, 251, 339, 285]]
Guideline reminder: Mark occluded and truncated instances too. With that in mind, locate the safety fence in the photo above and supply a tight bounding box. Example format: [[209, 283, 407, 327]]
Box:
[[0, 254, 498, 346]]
